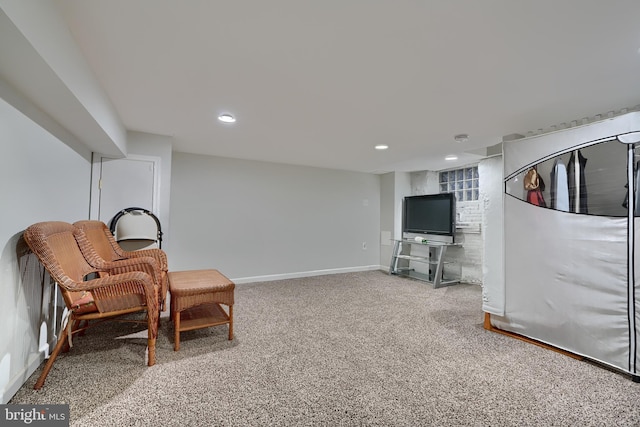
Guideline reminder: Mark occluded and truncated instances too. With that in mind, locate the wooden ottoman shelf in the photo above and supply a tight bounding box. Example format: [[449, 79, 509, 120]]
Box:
[[168, 269, 235, 351]]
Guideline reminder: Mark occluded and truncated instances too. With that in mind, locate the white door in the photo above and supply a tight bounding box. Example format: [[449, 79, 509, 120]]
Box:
[[90, 155, 160, 224]]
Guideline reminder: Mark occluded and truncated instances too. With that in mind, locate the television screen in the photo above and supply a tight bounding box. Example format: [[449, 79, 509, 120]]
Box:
[[403, 193, 456, 236]]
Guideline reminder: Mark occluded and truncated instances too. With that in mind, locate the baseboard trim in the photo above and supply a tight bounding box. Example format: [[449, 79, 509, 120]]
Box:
[[1, 351, 45, 404], [232, 265, 383, 284]]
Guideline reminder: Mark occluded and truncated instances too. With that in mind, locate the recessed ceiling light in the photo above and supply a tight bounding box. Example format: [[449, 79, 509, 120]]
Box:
[[454, 134, 469, 143], [445, 155, 458, 161], [218, 114, 236, 123], [374, 144, 389, 150]]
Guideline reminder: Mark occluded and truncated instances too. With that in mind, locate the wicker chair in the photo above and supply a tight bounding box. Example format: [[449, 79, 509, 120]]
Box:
[[74, 220, 169, 311], [23, 221, 159, 390]]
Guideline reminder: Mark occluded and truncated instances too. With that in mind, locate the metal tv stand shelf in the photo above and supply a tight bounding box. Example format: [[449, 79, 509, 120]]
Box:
[[389, 239, 461, 288]]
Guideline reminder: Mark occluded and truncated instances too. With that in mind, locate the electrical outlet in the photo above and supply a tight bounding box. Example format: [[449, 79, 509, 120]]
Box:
[[362, 242, 367, 250]]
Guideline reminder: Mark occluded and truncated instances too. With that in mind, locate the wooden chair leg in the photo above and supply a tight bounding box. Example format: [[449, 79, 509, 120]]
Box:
[[147, 311, 157, 366], [78, 319, 89, 336], [228, 305, 234, 340], [147, 338, 156, 366], [174, 311, 181, 351], [34, 320, 72, 390]]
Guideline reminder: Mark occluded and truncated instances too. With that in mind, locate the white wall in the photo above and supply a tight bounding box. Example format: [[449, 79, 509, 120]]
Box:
[[410, 170, 439, 195], [0, 97, 91, 403], [169, 153, 381, 282], [394, 172, 411, 240], [379, 173, 395, 268], [379, 172, 411, 269]]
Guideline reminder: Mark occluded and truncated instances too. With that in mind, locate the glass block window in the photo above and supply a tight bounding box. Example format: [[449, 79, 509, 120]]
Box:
[[439, 166, 479, 201]]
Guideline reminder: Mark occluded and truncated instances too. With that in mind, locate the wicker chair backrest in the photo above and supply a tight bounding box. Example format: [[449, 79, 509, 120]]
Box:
[[24, 221, 97, 286], [74, 220, 120, 262]]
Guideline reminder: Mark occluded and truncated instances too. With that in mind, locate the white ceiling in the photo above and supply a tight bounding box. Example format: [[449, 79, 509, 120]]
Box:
[[54, 0, 640, 173]]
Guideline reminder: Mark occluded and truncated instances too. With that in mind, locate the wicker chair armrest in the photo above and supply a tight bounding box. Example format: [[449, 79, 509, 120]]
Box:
[[60, 270, 153, 294], [121, 248, 168, 271], [99, 256, 159, 273], [103, 257, 162, 290]]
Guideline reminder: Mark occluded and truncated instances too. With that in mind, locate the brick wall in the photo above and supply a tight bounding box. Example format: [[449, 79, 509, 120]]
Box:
[[452, 200, 483, 284]]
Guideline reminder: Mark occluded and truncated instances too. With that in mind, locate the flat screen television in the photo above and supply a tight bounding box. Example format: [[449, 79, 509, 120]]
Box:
[[403, 193, 456, 242]]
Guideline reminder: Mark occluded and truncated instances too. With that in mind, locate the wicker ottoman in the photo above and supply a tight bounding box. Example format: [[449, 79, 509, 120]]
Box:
[[168, 269, 235, 351]]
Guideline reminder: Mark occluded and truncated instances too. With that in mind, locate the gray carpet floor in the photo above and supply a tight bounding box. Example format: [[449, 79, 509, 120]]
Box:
[[9, 270, 640, 426]]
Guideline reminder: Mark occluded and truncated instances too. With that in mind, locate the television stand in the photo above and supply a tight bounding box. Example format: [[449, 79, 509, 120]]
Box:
[[389, 239, 461, 288]]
